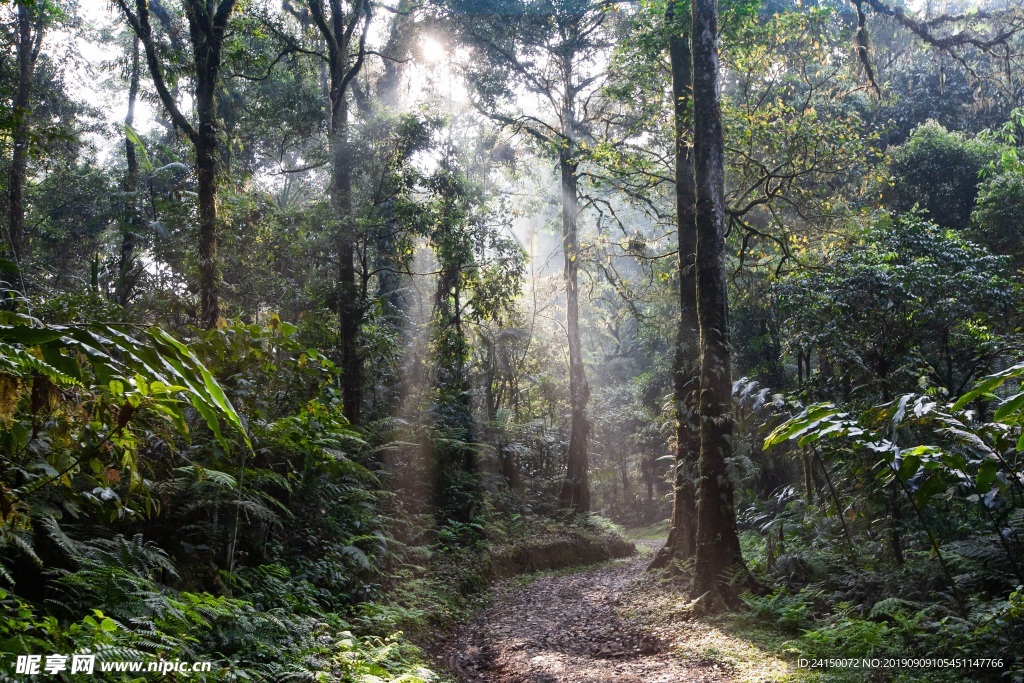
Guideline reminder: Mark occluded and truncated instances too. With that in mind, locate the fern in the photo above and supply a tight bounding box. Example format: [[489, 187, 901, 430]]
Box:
[[37, 516, 83, 560], [946, 536, 1008, 564], [0, 340, 80, 387], [0, 527, 41, 571], [869, 597, 923, 619]]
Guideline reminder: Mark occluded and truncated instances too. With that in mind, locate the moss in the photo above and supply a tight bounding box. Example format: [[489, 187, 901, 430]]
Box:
[[0, 374, 24, 423]]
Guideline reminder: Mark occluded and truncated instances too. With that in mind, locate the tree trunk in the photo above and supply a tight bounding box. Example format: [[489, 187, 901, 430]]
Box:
[[6, 3, 42, 265], [890, 485, 904, 566], [802, 447, 814, 504], [118, 0, 236, 328], [372, 198, 408, 416], [432, 198, 478, 520], [620, 451, 630, 497], [375, 201, 407, 333], [377, 0, 414, 107], [116, 38, 142, 307], [367, 6, 416, 418], [314, 0, 368, 426], [652, 1, 700, 571], [192, 39, 222, 329], [332, 76, 362, 426], [499, 439, 523, 492], [558, 146, 591, 512], [691, 0, 746, 611]]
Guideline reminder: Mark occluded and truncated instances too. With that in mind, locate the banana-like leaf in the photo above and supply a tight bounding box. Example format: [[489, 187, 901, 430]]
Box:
[[0, 314, 249, 452], [763, 403, 862, 450]]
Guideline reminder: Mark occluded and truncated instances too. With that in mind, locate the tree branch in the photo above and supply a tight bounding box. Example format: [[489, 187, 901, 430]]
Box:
[[117, 0, 199, 143]]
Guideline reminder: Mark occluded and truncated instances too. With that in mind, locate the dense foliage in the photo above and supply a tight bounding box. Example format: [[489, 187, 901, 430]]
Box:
[[2, 0, 1024, 679]]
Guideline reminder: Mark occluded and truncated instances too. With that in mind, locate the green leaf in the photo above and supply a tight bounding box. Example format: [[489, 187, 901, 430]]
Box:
[[192, 397, 226, 449], [976, 459, 1000, 492], [902, 445, 942, 458], [764, 403, 843, 449], [954, 362, 1024, 411], [993, 391, 1024, 422], [150, 328, 250, 450], [915, 475, 948, 505], [953, 377, 1003, 411], [40, 346, 83, 383], [0, 325, 68, 346], [123, 124, 154, 173], [150, 400, 188, 436], [896, 453, 921, 481], [0, 317, 248, 453]]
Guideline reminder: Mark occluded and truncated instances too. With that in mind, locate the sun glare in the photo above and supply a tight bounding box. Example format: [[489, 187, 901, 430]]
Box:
[[420, 36, 447, 64]]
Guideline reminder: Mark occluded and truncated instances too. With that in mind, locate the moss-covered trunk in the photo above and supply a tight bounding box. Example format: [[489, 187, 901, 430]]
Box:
[[691, 0, 746, 610]]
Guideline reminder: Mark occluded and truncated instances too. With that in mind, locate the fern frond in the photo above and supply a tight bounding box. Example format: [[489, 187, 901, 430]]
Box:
[[0, 527, 41, 567]]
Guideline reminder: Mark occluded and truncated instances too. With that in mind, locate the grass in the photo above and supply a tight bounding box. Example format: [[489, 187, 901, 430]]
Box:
[[653, 606, 800, 681], [712, 615, 820, 682], [615, 560, 812, 682], [626, 519, 672, 542]]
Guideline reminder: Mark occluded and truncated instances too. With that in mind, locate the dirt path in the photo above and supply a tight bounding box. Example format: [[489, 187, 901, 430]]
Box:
[[444, 540, 735, 683]]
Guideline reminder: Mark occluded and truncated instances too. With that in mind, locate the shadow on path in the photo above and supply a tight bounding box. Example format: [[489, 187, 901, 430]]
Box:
[[444, 540, 736, 683]]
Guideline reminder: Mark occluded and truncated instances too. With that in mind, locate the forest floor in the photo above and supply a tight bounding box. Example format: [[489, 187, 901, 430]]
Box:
[[442, 531, 796, 683]]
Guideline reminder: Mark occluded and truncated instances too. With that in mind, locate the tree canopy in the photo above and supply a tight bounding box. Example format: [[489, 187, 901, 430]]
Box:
[[2, 0, 1024, 678]]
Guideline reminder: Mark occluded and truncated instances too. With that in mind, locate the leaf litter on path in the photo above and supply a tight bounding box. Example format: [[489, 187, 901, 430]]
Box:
[[444, 539, 789, 682]]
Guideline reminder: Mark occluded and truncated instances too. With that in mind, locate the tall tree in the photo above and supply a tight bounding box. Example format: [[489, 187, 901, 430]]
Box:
[[429, 148, 480, 521], [650, 0, 699, 568], [5, 0, 44, 265], [116, 37, 142, 306], [369, 6, 420, 415], [558, 94, 590, 512], [691, 0, 745, 609], [376, 0, 416, 107], [306, 0, 372, 425], [610, 0, 860, 571], [116, 0, 238, 328], [446, 0, 619, 511]]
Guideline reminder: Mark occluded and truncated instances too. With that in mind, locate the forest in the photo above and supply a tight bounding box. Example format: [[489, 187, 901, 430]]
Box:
[[1, 0, 1024, 679]]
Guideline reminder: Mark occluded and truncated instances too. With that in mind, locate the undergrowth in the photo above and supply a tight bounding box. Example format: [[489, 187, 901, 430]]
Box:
[[737, 531, 1024, 682], [0, 317, 631, 682]]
